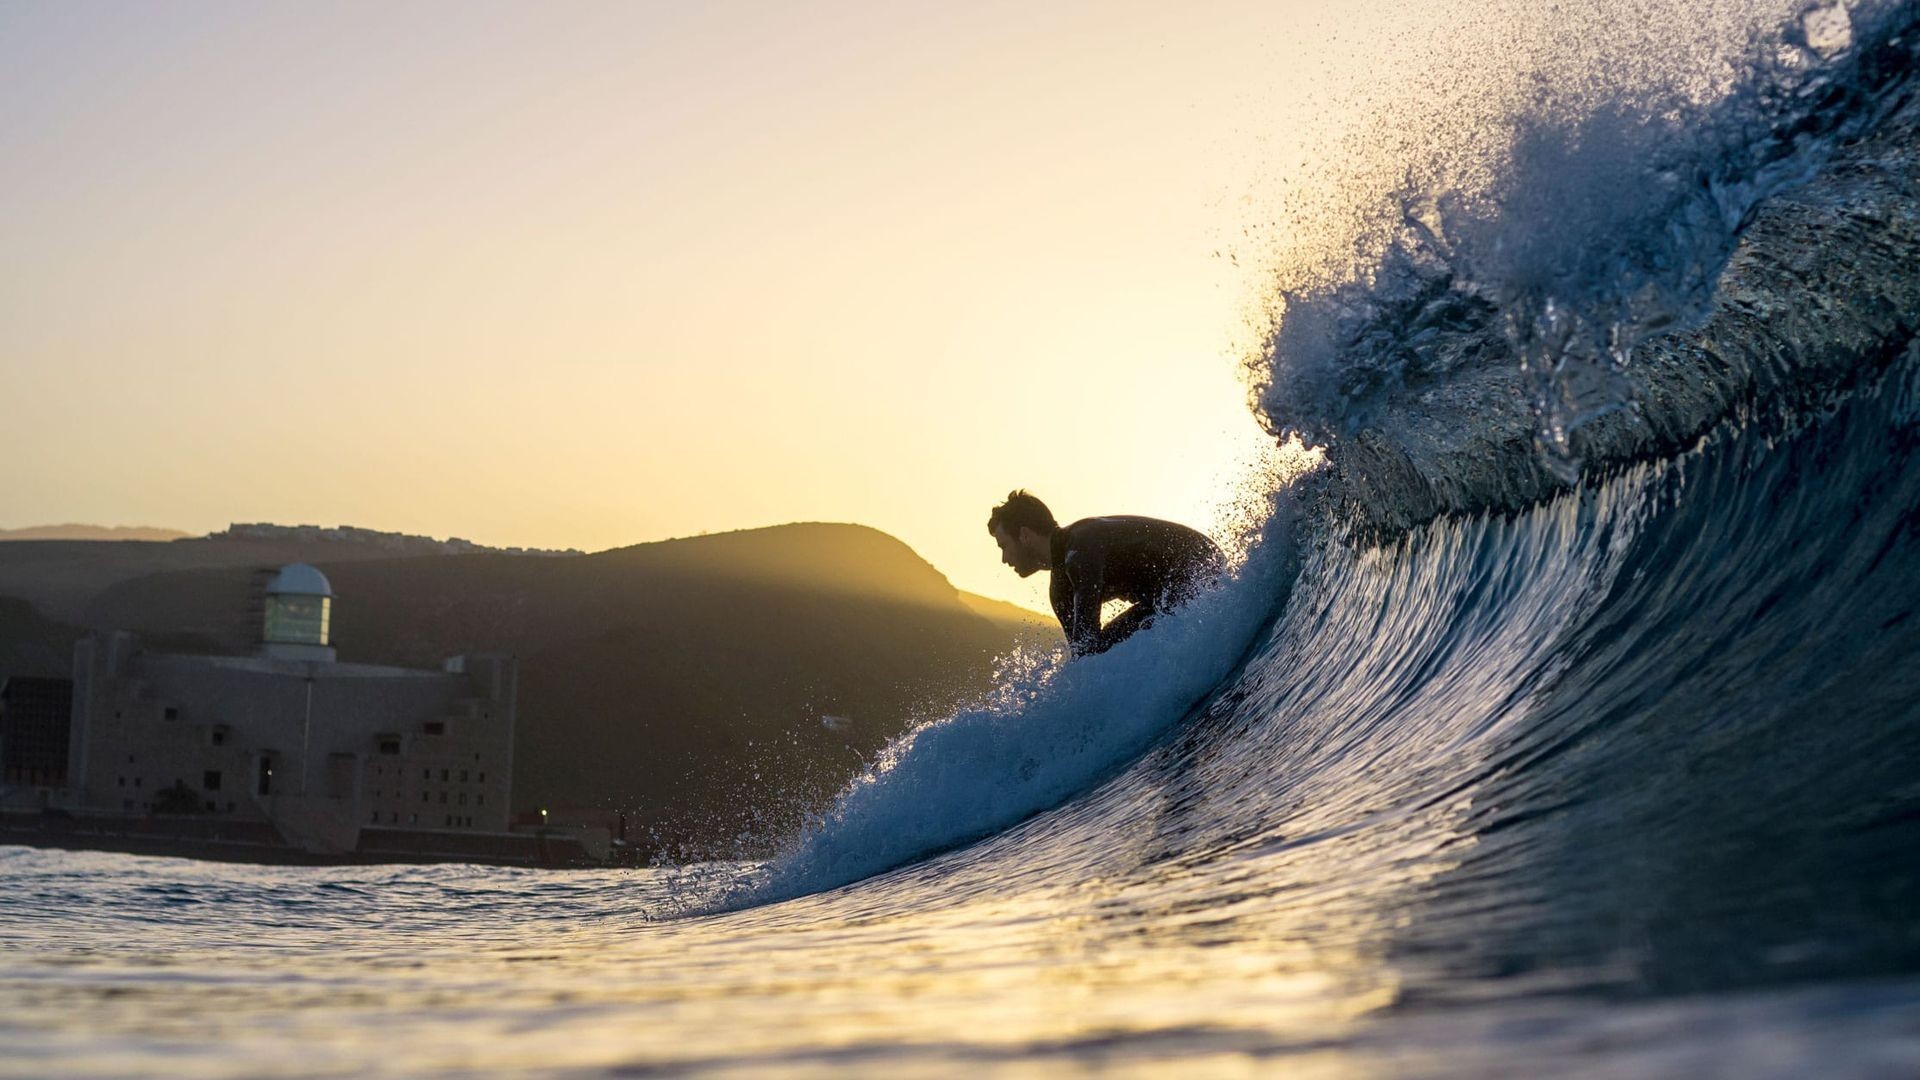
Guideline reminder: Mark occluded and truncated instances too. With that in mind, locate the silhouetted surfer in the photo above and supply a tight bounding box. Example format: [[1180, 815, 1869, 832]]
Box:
[[989, 490, 1223, 656]]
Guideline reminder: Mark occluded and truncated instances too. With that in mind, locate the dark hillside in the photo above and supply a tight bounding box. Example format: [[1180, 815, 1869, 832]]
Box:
[[0, 537, 476, 624], [0, 598, 81, 682]]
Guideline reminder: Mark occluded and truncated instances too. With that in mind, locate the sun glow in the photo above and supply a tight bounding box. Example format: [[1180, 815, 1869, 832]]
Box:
[[0, 1, 1374, 606]]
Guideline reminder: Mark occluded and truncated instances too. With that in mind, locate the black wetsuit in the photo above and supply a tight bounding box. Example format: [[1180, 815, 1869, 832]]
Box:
[[1049, 516, 1224, 656]]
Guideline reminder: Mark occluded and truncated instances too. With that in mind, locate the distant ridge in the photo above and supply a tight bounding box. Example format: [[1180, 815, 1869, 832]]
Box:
[[957, 590, 1055, 631], [209, 522, 582, 558], [0, 524, 192, 542], [0, 523, 583, 623]]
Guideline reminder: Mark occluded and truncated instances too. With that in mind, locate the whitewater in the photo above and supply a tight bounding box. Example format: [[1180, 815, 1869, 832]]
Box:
[[6, 1, 1920, 1075]]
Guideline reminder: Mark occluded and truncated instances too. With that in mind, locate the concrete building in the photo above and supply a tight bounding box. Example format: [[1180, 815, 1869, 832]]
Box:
[[62, 564, 518, 854], [1, 675, 74, 793]]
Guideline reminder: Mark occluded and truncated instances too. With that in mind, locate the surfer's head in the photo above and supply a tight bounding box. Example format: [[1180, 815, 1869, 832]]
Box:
[[988, 490, 1056, 577]]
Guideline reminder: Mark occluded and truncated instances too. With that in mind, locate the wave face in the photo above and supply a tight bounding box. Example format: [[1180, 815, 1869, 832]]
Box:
[[7, 3, 1920, 1075]]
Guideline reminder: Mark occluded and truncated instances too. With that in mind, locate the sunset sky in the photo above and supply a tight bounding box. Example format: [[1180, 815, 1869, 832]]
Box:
[[0, 0, 1597, 607]]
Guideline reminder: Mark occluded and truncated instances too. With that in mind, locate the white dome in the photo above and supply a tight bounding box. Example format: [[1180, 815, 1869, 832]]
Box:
[[266, 563, 333, 598]]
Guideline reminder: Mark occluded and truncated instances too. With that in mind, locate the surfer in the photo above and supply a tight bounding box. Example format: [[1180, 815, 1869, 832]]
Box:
[[988, 490, 1224, 656]]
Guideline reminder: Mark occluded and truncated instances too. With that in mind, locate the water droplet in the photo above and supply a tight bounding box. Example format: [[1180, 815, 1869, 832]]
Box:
[[1800, 3, 1852, 58]]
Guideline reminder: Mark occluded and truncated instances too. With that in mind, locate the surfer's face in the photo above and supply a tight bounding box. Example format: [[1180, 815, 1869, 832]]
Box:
[[994, 525, 1046, 577]]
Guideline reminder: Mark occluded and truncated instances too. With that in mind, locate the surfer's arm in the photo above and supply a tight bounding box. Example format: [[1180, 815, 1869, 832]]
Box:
[[1060, 546, 1107, 656]]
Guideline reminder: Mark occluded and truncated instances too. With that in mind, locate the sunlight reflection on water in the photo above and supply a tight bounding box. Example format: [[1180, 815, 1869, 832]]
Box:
[[1, 807, 1914, 1079]]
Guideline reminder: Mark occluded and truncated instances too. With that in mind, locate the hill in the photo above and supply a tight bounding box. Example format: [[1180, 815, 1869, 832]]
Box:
[[0, 598, 81, 681], [957, 590, 1057, 634], [27, 523, 1058, 853], [0, 524, 193, 543], [0, 527, 579, 625]]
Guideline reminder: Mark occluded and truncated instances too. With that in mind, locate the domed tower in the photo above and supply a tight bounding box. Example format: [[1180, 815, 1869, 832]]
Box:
[[261, 563, 336, 662]]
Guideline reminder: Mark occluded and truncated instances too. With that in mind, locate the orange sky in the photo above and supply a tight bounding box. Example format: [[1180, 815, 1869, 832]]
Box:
[[0, 0, 1785, 607]]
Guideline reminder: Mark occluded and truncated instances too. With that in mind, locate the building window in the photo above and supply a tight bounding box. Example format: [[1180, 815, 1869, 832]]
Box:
[[163, 706, 178, 722], [371, 810, 380, 824], [439, 792, 447, 804], [133, 777, 142, 788], [409, 813, 417, 825], [123, 799, 132, 810], [421, 791, 429, 803], [422, 768, 430, 780], [212, 727, 227, 747], [264, 592, 330, 648], [459, 770, 468, 782], [257, 760, 273, 796], [458, 793, 467, 806], [390, 812, 398, 824], [477, 795, 484, 806], [423, 721, 445, 736], [117, 776, 124, 787], [478, 772, 485, 783], [439, 768, 448, 782], [379, 739, 400, 755], [203, 770, 222, 792]]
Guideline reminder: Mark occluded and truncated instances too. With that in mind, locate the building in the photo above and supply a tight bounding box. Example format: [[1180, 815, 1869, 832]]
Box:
[[60, 564, 518, 855], [1, 675, 74, 793]]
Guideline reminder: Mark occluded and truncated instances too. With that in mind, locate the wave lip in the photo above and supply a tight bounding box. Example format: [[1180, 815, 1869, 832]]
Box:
[[1261, 10, 1920, 535]]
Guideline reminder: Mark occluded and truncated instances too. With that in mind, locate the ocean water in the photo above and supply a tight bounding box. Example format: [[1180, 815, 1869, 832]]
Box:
[[7, 2, 1920, 1076]]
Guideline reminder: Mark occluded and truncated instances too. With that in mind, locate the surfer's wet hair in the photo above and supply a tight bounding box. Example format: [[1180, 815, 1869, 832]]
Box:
[[988, 490, 1057, 537]]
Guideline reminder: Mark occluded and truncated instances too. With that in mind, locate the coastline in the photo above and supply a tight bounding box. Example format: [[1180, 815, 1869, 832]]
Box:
[[0, 809, 623, 869]]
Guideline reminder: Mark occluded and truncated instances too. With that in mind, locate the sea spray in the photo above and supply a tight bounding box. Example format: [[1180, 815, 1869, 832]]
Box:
[[1249, 0, 1920, 484]]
